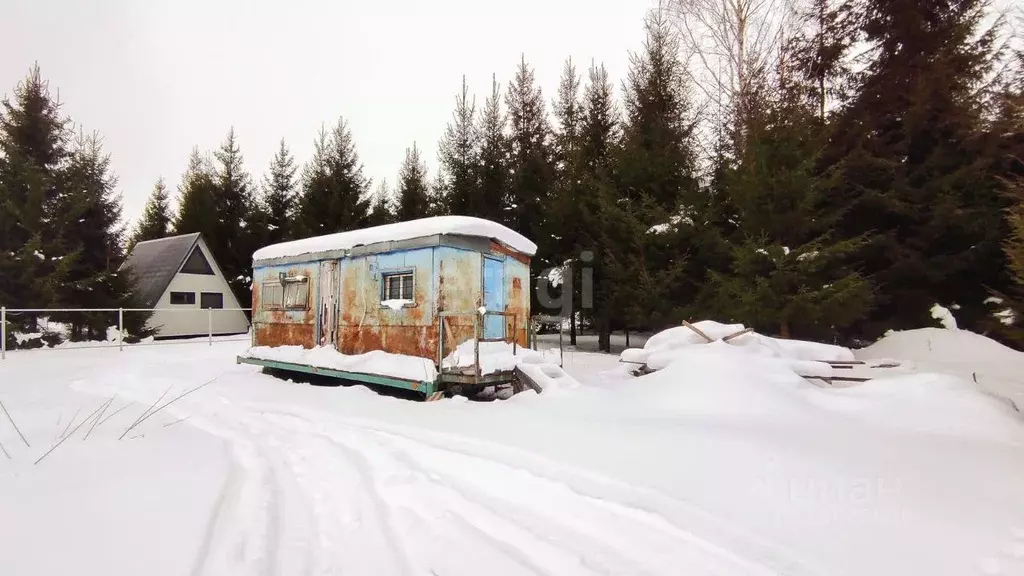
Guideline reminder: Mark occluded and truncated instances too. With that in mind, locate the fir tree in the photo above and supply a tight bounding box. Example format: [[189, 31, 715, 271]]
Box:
[[173, 148, 218, 238], [615, 10, 702, 331], [438, 77, 480, 216], [791, 0, 859, 120], [210, 128, 256, 305], [505, 55, 555, 284], [578, 62, 621, 351], [56, 132, 153, 340], [832, 0, 1007, 336], [395, 143, 430, 222], [129, 178, 172, 247], [0, 65, 73, 333], [707, 72, 874, 339], [546, 58, 586, 335], [367, 178, 395, 226], [260, 138, 297, 244], [475, 74, 510, 224], [294, 119, 370, 236]]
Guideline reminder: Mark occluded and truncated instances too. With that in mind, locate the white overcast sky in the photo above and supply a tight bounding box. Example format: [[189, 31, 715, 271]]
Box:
[[1, 0, 655, 227]]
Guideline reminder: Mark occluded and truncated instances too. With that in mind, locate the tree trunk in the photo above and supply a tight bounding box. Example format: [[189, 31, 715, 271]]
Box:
[[570, 309, 577, 345], [597, 312, 611, 352], [780, 319, 791, 339]]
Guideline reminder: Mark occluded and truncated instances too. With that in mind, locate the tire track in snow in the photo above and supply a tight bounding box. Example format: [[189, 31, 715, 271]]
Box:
[[255, 409, 788, 575]]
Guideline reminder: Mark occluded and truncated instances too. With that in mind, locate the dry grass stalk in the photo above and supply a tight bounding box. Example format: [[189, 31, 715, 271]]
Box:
[[119, 376, 219, 440], [0, 400, 30, 448]]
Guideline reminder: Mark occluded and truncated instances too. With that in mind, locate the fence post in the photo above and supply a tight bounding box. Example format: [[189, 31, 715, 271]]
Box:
[[208, 308, 213, 347], [1, 306, 6, 360], [118, 308, 123, 352]]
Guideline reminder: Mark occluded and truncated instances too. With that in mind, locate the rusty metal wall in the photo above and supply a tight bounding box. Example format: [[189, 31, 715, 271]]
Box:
[[251, 263, 320, 348], [338, 247, 444, 358], [250, 242, 531, 361]]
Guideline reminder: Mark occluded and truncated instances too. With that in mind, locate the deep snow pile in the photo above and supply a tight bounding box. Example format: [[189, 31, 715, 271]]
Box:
[[857, 327, 1024, 410], [244, 344, 438, 382], [2, 329, 1024, 576], [620, 320, 853, 379]]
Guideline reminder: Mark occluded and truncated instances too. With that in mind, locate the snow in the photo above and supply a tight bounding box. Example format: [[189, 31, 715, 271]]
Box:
[[857, 327, 1024, 412], [620, 320, 854, 368], [1, 327, 1023, 576], [996, 308, 1016, 326], [441, 339, 539, 375], [253, 216, 537, 261], [380, 298, 413, 311], [243, 345, 437, 382], [930, 303, 958, 329]]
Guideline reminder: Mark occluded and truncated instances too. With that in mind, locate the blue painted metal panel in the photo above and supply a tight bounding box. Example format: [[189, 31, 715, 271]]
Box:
[[483, 256, 505, 338]]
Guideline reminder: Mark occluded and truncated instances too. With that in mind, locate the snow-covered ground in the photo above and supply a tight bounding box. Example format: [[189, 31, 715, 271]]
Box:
[[1, 329, 1024, 576]]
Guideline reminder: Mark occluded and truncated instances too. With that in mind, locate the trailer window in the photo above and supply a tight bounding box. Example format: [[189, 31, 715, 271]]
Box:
[[261, 282, 283, 309], [283, 279, 309, 310], [382, 271, 414, 301]]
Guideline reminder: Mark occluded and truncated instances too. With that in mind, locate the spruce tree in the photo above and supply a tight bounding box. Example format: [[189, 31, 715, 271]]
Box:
[[578, 62, 622, 351], [707, 65, 874, 339], [833, 0, 1007, 335], [615, 10, 702, 331], [173, 148, 218, 238], [0, 65, 73, 333], [57, 132, 153, 340], [129, 178, 172, 247], [505, 55, 555, 289], [395, 143, 430, 222], [260, 138, 297, 244], [791, 0, 859, 120], [546, 58, 586, 334], [367, 178, 396, 226], [294, 119, 370, 236], [505, 56, 554, 230], [475, 74, 510, 224], [438, 77, 480, 216], [210, 128, 256, 306]]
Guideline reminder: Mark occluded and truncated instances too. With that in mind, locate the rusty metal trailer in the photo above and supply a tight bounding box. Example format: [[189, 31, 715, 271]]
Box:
[[241, 217, 538, 398]]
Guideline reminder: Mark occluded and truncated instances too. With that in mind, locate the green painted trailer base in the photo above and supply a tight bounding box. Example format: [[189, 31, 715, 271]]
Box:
[[237, 356, 438, 396]]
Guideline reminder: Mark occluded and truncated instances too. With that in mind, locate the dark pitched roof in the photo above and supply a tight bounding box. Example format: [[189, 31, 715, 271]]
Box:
[[119, 233, 202, 307]]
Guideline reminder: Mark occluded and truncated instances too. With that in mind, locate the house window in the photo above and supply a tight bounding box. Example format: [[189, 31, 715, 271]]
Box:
[[200, 292, 224, 309], [170, 291, 195, 305], [261, 282, 283, 309], [180, 246, 214, 275], [382, 271, 414, 301]]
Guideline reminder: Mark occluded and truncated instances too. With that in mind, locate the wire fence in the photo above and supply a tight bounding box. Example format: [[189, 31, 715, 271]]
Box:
[[1, 307, 253, 359]]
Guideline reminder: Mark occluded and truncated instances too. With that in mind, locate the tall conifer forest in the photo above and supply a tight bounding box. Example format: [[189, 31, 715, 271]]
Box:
[[2, 1, 1023, 350]]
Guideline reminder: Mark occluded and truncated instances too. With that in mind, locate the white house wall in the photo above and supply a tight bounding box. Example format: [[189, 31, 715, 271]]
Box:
[[149, 240, 250, 338]]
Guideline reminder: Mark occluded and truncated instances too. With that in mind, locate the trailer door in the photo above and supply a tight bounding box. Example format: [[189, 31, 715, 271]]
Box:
[[317, 260, 340, 348], [482, 256, 505, 339]]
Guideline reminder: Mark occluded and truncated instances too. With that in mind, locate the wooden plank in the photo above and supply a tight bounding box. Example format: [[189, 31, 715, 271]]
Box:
[[722, 327, 754, 342], [681, 320, 714, 343]]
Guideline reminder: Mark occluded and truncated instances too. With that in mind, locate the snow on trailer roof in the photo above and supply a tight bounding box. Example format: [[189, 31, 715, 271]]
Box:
[[252, 216, 537, 261]]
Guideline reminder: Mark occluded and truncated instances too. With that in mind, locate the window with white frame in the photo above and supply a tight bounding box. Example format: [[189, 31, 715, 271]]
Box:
[[382, 271, 414, 302]]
